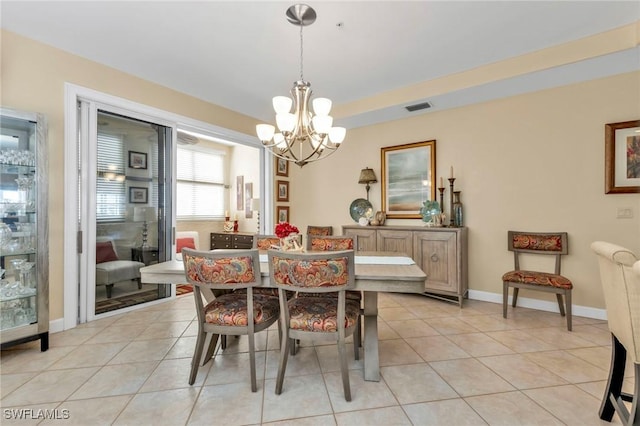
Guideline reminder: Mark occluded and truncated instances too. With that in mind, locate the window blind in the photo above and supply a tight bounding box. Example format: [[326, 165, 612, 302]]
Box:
[[96, 133, 126, 221], [176, 147, 225, 218]]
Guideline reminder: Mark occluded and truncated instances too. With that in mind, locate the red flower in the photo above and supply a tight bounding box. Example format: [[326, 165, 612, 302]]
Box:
[[275, 222, 299, 239]]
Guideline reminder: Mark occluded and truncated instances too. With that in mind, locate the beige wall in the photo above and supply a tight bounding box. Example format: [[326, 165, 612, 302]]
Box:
[[291, 71, 640, 310], [1, 30, 259, 321], [2, 28, 639, 323]]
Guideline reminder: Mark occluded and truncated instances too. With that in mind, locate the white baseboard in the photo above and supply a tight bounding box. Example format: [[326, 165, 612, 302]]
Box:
[[49, 318, 65, 334], [468, 290, 607, 321]]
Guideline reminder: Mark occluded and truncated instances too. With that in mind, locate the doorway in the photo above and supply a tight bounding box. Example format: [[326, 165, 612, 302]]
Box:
[[93, 111, 172, 315], [63, 83, 271, 330]]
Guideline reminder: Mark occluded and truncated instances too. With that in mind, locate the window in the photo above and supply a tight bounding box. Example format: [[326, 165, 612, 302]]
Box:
[[177, 146, 225, 218], [96, 133, 126, 221]]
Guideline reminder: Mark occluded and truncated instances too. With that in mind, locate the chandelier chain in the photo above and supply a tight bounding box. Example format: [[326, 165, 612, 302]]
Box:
[[299, 24, 304, 81]]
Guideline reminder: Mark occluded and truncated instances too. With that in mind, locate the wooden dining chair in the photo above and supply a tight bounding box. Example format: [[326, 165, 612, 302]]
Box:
[[502, 231, 573, 331], [253, 234, 302, 250], [304, 235, 362, 358], [268, 249, 358, 401], [591, 241, 640, 425], [253, 234, 281, 250], [306, 225, 333, 236], [181, 248, 280, 391]]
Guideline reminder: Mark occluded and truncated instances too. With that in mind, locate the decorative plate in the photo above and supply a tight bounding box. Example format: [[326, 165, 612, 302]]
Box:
[[349, 198, 373, 223]]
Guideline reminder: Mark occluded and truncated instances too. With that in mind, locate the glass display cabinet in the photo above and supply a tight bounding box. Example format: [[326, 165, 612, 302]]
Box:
[[0, 107, 49, 351]]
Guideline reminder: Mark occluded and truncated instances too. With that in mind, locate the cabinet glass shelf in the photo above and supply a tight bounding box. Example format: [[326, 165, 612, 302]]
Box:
[[0, 107, 49, 351]]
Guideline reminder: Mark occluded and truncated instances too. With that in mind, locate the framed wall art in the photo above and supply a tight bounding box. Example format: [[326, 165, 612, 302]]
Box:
[[245, 182, 253, 218], [381, 140, 436, 218], [276, 180, 289, 202], [605, 120, 640, 194], [128, 151, 147, 169], [276, 157, 289, 177], [236, 175, 244, 210], [129, 186, 148, 204], [276, 206, 289, 223]]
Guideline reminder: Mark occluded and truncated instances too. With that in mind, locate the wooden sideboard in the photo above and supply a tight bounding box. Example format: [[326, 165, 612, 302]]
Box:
[[343, 225, 468, 307], [210, 232, 254, 250]]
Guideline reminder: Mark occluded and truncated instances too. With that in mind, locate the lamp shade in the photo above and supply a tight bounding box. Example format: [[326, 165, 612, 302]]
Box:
[[133, 206, 157, 222], [358, 167, 377, 184]]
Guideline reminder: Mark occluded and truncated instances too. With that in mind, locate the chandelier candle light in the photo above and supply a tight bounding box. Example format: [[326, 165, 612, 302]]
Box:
[[256, 4, 346, 167]]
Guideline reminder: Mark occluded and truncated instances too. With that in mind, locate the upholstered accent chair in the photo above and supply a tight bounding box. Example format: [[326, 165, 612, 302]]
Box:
[[304, 235, 362, 358], [502, 231, 573, 331], [253, 234, 281, 251], [306, 225, 333, 236], [95, 237, 145, 298], [175, 231, 200, 254], [181, 248, 280, 391], [268, 249, 358, 401], [591, 241, 640, 424], [306, 235, 357, 252]]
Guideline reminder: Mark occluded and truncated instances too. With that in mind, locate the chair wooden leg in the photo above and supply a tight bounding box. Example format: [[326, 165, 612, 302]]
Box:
[[556, 294, 566, 317], [248, 331, 257, 392], [503, 282, 509, 318], [337, 335, 352, 402], [512, 287, 519, 307], [275, 332, 291, 395], [201, 333, 216, 366], [189, 330, 207, 385], [600, 334, 627, 422], [353, 316, 361, 360], [565, 290, 572, 331]]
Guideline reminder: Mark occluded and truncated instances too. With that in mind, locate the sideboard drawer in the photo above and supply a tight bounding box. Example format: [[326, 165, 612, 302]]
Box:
[[210, 232, 254, 249]]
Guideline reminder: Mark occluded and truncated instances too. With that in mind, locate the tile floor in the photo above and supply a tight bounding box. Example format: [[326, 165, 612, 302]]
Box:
[[0, 293, 630, 425]]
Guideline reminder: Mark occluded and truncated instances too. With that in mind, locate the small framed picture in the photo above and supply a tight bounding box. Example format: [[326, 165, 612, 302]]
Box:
[[128, 151, 148, 169], [277, 206, 289, 223], [276, 180, 289, 202], [276, 157, 289, 177], [129, 186, 148, 204], [237, 175, 244, 210], [605, 120, 640, 194], [245, 182, 253, 218]]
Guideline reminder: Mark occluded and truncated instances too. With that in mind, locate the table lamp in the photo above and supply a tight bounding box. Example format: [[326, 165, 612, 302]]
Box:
[[358, 167, 377, 201], [134, 206, 157, 248]]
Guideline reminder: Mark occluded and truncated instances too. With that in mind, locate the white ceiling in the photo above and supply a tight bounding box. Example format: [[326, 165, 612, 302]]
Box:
[[1, 1, 639, 130]]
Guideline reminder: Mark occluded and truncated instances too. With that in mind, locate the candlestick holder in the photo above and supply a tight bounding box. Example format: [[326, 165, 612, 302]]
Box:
[[438, 187, 445, 218], [448, 178, 456, 227]]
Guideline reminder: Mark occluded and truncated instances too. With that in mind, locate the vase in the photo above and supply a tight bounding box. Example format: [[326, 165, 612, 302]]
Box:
[[375, 211, 386, 226], [280, 234, 303, 252], [453, 191, 463, 227], [0, 223, 12, 248]]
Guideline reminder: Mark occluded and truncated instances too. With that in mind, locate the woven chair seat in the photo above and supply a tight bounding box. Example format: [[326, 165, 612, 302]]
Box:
[[502, 270, 573, 289]]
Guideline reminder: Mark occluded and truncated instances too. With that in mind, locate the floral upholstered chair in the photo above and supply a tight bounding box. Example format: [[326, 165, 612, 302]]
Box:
[[306, 225, 333, 236], [591, 242, 639, 424], [303, 235, 362, 358], [306, 235, 355, 252], [502, 231, 573, 330], [253, 234, 281, 251], [181, 248, 280, 391], [268, 249, 358, 401]]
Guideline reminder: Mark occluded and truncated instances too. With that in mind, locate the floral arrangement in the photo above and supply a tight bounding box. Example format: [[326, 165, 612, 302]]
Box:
[[275, 222, 303, 251], [275, 222, 299, 239]]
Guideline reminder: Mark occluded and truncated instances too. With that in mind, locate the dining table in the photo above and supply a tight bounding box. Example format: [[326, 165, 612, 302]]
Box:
[[139, 251, 426, 381]]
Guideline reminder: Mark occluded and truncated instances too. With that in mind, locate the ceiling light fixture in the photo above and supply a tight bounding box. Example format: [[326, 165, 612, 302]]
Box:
[[256, 4, 346, 167]]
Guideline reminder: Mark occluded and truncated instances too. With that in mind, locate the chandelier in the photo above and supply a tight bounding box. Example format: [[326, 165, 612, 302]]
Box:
[[256, 4, 346, 167]]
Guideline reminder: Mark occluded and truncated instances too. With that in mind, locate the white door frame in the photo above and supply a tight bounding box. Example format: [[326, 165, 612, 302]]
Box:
[[63, 83, 268, 330]]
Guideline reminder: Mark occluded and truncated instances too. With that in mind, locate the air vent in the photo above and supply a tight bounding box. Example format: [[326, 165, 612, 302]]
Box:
[[405, 101, 432, 112], [177, 132, 199, 145]]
